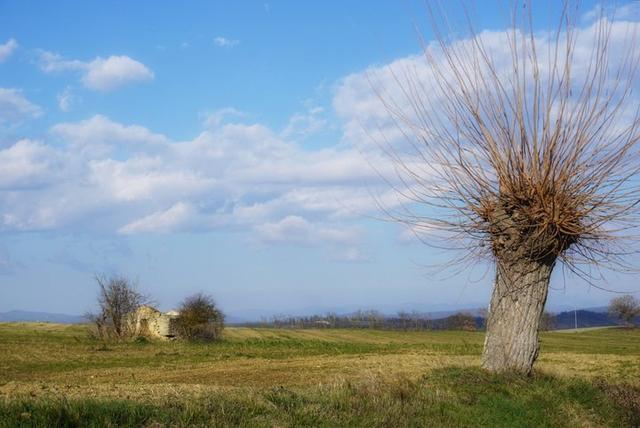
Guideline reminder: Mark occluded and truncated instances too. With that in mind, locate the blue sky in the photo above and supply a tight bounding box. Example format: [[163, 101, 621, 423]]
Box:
[[1, 1, 638, 319]]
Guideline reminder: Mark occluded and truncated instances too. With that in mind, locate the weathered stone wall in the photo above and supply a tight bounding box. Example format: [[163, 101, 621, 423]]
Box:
[[130, 306, 179, 339]]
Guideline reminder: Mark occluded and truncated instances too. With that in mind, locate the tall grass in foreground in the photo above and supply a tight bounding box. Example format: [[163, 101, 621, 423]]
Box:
[[2, 367, 638, 428]]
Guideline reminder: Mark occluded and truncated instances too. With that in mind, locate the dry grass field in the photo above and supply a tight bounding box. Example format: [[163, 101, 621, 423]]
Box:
[[1, 323, 639, 426]]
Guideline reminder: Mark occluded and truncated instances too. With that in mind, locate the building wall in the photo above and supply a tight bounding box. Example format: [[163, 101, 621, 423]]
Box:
[[130, 306, 179, 339]]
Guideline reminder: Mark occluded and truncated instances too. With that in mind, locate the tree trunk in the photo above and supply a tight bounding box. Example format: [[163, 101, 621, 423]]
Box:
[[481, 256, 555, 375]]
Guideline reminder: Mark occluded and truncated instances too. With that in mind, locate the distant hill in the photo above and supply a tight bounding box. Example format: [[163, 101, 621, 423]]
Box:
[[0, 310, 87, 324], [551, 309, 639, 329]]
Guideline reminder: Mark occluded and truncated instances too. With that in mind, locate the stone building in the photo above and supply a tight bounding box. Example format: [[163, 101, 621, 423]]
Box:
[[130, 305, 180, 339]]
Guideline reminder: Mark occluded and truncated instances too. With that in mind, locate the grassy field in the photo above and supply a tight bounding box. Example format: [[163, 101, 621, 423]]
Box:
[[1, 323, 639, 426]]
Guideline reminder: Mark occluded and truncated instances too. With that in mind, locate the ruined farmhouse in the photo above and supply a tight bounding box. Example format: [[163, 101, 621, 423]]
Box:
[[129, 305, 180, 339]]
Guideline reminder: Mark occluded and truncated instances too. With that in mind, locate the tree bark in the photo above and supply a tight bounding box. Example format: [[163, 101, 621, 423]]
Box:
[[481, 256, 555, 375]]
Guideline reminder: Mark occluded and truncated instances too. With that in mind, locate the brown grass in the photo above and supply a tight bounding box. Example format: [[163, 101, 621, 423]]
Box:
[[1, 323, 639, 403]]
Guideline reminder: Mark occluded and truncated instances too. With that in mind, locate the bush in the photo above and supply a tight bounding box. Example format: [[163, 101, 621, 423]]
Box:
[[86, 274, 150, 340], [175, 293, 224, 341]]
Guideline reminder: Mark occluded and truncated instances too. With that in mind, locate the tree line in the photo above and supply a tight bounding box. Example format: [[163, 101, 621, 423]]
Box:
[[244, 296, 640, 332], [247, 310, 483, 331]]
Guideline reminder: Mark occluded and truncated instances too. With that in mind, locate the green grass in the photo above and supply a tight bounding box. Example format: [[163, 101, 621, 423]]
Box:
[[1, 323, 639, 426], [2, 368, 638, 427]]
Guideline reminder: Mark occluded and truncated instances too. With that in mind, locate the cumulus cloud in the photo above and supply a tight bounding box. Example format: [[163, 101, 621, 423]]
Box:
[[0, 38, 18, 63], [82, 56, 154, 91], [10, 16, 633, 260], [0, 88, 42, 125], [51, 115, 168, 157], [119, 202, 196, 234], [0, 139, 59, 190], [52, 115, 168, 146], [213, 36, 239, 48], [254, 215, 360, 246], [88, 158, 213, 203], [0, 110, 385, 260], [334, 17, 640, 151], [38, 51, 154, 92]]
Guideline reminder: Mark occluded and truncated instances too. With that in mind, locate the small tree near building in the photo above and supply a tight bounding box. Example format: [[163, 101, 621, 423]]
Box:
[[175, 293, 225, 340], [87, 274, 150, 340], [608, 295, 640, 327]]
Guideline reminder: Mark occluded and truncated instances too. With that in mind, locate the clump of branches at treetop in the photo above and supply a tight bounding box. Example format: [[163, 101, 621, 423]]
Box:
[[376, 1, 640, 283]]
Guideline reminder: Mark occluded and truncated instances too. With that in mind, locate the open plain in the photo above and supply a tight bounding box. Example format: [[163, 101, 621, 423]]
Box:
[[1, 323, 639, 426]]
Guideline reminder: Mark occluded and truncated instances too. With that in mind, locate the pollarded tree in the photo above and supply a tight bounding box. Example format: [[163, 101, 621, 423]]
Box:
[[375, 2, 640, 374]]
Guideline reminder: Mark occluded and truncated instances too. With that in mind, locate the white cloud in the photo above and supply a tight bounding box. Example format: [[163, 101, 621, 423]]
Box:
[[334, 18, 640, 153], [230, 186, 404, 223], [52, 115, 168, 146], [0, 39, 18, 63], [38, 51, 154, 92], [0, 88, 42, 124], [51, 115, 168, 156], [0, 139, 59, 190], [1, 11, 636, 270], [37, 50, 86, 73], [0, 111, 380, 262], [201, 107, 244, 129], [88, 158, 212, 203], [280, 106, 327, 140], [582, 3, 640, 23], [82, 56, 154, 91], [213, 36, 239, 48], [57, 87, 74, 112], [119, 202, 196, 234], [254, 215, 360, 246]]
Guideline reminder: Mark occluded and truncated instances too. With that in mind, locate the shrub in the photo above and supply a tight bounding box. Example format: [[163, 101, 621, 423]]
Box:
[[175, 293, 224, 340]]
